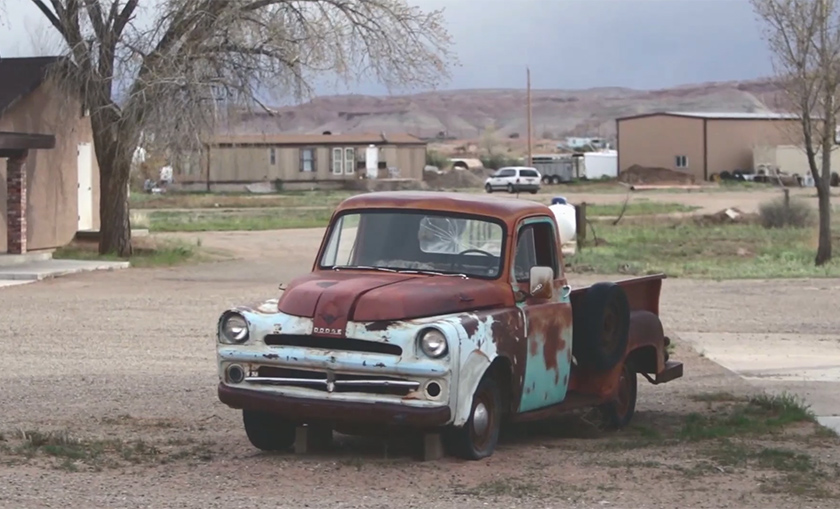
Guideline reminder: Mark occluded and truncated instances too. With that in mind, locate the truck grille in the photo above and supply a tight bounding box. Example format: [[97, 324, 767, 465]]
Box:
[[263, 334, 402, 356], [247, 366, 418, 397]]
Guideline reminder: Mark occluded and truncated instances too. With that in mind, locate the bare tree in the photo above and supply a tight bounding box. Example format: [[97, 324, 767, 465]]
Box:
[[481, 123, 497, 156], [750, 0, 836, 265], [31, 0, 454, 256]]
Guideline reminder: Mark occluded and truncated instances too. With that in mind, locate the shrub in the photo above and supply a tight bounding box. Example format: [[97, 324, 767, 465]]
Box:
[[758, 196, 814, 229], [425, 149, 450, 169], [480, 153, 522, 170]]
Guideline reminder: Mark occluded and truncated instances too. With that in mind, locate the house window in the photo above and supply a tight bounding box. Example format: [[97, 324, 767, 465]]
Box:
[[300, 148, 315, 172], [344, 148, 355, 174], [330, 147, 358, 175], [332, 148, 343, 174], [269, 148, 276, 165], [675, 155, 688, 168]]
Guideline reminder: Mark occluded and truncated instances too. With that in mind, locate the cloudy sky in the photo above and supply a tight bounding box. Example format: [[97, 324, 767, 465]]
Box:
[[0, 0, 774, 95]]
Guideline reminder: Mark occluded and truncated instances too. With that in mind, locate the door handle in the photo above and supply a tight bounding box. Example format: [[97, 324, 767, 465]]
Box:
[[561, 285, 571, 299]]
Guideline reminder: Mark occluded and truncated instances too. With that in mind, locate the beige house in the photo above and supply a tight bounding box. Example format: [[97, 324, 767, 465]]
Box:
[[615, 112, 801, 182], [0, 56, 99, 254], [174, 132, 428, 191]]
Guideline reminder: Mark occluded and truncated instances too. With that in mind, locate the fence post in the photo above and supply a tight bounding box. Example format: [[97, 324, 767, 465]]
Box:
[[575, 202, 587, 249]]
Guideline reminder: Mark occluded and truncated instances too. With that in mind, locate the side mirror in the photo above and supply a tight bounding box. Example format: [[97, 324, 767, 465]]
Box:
[[529, 266, 554, 300]]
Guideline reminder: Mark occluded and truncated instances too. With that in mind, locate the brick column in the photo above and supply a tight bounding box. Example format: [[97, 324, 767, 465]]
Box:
[[6, 151, 28, 254]]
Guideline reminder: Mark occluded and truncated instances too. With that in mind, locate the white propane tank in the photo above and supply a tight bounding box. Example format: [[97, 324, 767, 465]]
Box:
[[548, 196, 577, 245]]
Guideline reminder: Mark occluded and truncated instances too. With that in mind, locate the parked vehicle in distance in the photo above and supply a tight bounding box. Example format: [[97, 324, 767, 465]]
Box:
[[215, 191, 683, 460], [532, 155, 575, 184], [484, 166, 541, 194]]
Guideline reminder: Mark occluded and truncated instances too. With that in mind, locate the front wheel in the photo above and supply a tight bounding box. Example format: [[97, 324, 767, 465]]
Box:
[[598, 362, 637, 430], [243, 410, 296, 451], [446, 374, 501, 460], [485, 183, 493, 193]]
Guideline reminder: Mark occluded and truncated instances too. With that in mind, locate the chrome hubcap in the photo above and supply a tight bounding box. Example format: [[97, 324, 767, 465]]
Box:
[[472, 402, 489, 436]]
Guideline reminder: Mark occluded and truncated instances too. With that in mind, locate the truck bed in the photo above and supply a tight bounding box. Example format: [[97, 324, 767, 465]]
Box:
[[569, 273, 665, 316]]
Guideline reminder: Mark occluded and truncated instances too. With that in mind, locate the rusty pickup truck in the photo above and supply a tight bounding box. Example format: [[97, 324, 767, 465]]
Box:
[[216, 191, 683, 460]]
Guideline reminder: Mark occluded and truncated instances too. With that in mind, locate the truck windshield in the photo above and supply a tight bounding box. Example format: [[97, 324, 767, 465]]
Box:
[[319, 211, 506, 278]]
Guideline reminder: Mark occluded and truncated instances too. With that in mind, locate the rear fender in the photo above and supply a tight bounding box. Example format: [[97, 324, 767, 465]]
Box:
[[625, 310, 666, 374]]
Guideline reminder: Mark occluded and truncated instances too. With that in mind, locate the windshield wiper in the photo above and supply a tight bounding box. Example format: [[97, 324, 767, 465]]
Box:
[[396, 269, 469, 279], [332, 265, 397, 273]]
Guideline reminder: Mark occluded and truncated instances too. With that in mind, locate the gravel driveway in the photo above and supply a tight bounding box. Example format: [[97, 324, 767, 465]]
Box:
[[1, 229, 838, 508]]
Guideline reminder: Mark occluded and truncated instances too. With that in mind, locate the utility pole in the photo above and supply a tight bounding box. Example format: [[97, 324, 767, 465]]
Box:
[[526, 67, 533, 166]]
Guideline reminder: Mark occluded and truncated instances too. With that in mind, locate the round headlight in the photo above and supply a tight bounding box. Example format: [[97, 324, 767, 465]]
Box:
[[418, 328, 448, 358], [220, 312, 249, 343]]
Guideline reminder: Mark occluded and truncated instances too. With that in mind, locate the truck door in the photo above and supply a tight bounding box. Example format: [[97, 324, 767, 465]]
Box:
[[511, 217, 574, 413]]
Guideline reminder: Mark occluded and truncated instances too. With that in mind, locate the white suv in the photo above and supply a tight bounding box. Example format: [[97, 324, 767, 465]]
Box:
[[484, 166, 542, 194]]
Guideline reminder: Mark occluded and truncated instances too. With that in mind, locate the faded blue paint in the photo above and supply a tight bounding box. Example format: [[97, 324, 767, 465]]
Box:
[[216, 300, 480, 426], [512, 216, 574, 413], [218, 346, 449, 377]]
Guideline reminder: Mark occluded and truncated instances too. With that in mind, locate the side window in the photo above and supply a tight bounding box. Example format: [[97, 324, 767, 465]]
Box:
[[513, 221, 560, 283]]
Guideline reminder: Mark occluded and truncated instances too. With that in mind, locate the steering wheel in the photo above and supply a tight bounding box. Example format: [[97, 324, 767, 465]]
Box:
[[457, 249, 495, 258], [454, 248, 495, 270]]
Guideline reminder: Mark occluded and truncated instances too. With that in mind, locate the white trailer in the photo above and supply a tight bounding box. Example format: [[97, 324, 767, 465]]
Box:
[[582, 150, 618, 179]]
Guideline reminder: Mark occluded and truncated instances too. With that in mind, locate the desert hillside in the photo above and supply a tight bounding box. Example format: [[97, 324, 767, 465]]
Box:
[[218, 78, 786, 142]]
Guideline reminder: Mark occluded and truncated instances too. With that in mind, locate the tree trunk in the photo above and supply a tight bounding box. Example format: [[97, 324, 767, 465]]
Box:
[[815, 178, 832, 265], [98, 154, 133, 257]]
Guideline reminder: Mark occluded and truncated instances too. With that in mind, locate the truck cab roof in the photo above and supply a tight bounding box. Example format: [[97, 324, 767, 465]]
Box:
[[334, 191, 552, 226]]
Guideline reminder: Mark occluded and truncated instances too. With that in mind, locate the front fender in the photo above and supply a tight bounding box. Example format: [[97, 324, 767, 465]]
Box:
[[453, 349, 494, 426]]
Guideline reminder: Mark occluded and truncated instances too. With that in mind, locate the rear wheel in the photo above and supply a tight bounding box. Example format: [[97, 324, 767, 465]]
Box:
[[598, 362, 637, 429], [507, 183, 515, 193], [243, 410, 296, 452], [446, 374, 501, 460]]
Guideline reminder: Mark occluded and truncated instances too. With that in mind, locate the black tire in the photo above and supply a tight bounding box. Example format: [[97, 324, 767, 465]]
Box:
[[552, 175, 562, 184], [445, 374, 501, 460], [485, 183, 493, 193], [598, 362, 637, 430], [720, 170, 732, 181], [542, 176, 551, 185], [242, 410, 296, 452], [506, 183, 515, 193], [529, 189, 538, 194], [572, 282, 631, 371]]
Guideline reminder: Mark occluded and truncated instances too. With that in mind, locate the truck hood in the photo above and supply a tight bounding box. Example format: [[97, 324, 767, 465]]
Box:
[[277, 271, 510, 336]]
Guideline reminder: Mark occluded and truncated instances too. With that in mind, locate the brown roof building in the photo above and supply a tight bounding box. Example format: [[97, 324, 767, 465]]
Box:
[[615, 112, 801, 182], [1, 56, 99, 254], [174, 132, 428, 192]]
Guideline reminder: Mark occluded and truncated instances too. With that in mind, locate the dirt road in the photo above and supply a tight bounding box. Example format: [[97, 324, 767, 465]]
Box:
[[1, 229, 839, 508]]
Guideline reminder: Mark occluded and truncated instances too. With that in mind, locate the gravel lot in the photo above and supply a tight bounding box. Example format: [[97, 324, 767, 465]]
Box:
[[1, 228, 839, 508]]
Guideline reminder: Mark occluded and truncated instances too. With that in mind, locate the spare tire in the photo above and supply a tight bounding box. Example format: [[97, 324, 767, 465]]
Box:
[[572, 282, 631, 371]]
